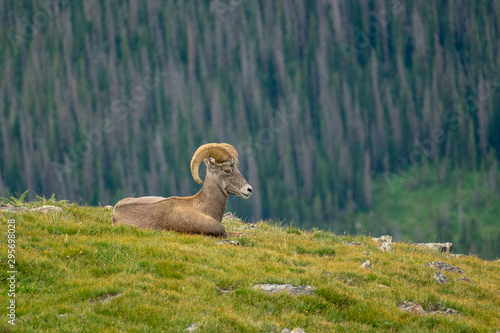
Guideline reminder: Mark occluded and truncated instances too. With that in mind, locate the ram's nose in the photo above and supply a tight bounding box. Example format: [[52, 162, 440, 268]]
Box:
[[241, 185, 252, 199]]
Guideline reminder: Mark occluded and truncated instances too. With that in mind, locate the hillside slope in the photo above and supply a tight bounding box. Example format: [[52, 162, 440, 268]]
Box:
[[1, 204, 499, 332]]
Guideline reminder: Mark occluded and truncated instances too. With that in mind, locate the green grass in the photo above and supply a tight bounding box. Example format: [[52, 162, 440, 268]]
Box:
[[1, 202, 499, 332]]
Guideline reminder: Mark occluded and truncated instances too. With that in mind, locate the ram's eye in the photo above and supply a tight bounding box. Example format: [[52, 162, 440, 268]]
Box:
[[224, 169, 231, 174]]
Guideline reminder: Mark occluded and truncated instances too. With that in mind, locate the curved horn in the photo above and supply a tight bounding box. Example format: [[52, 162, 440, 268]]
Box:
[[220, 143, 239, 160], [190, 143, 233, 184]]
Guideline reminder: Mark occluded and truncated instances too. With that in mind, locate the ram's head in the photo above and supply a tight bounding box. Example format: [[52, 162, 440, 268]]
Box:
[[190, 143, 252, 199]]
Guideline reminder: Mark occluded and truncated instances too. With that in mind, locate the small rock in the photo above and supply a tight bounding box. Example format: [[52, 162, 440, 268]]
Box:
[[414, 242, 453, 254], [185, 322, 200, 332], [90, 293, 122, 303], [399, 302, 461, 315], [0, 205, 28, 212], [377, 284, 389, 288], [433, 271, 449, 284], [379, 242, 392, 253], [222, 212, 243, 222], [363, 251, 369, 255], [427, 261, 465, 273], [290, 329, 306, 333], [361, 260, 371, 269], [223, 212, 236, 219], [373, 235, 392, 244], [253, 284, 315, 296], [282, 329, 306, 333], [399, 302, 426, 314], [218, 288, 235, 294], [216, 240, 241, 246], [30, 205, 63, 213], [434, 308, 461, 315], [345, 242, 365, 246], [447, 254, 467, 258], [104, 205, 113, 209], [458, 276, 471, 283]]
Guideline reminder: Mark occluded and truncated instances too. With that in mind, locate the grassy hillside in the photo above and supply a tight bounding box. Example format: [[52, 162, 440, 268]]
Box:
[[1, 203, 499, 332]]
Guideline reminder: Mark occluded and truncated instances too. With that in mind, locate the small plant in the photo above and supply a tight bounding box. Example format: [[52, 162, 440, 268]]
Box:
[[264, 218, 285, 228], [314, 247, 336, 257], [238, 236, 254, 247], [286, 227, 302, 235], [35, 193, 69, 205], [295, 246, 306, 255], [294, 246, 336, 257], [0, 189, 29, 206], [312, 229, 342, 242]]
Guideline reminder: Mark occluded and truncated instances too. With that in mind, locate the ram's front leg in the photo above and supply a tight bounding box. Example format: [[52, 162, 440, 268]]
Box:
[[185, 215, 226, 237]]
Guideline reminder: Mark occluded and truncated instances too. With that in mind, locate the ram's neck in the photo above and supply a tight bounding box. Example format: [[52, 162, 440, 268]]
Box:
[[193, 176, 228, 222]]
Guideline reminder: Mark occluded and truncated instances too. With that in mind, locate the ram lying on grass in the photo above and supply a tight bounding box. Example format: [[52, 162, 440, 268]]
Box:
[[112, 143, 252, 236]]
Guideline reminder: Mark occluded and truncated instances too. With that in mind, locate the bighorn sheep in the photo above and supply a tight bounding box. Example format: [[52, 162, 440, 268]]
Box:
[[112, 143, 252, 236]]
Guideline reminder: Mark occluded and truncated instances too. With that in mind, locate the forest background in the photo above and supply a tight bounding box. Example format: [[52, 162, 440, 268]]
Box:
[[1, 0, 499, 259]]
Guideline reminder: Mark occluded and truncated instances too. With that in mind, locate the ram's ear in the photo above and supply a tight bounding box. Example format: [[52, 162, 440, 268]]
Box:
[[203, 157, 217, 169]]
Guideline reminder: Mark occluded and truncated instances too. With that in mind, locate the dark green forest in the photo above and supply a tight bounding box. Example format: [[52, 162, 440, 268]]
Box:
[[1, 0, 499, 258]]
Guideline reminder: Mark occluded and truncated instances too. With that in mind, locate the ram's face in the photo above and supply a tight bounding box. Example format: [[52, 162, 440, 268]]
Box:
[[206, 158, 253, 199]]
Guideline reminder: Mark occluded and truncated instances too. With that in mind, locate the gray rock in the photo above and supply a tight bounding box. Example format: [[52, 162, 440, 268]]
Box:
[[218, 288, 235, 294], [360, 260, 371, 269], [447, 254, 468, 258], [379, 242, 392, 253], [223, 212, 237, 219], [0, 204, 28, 212], [458, 276, 471, 283], [282, 329, 306, 333], [434, 308, 461, 315], [104, 205, 113, 209], [373, 235, 392, 244], [399, 302, 460, 315], [345, 241, 366, 246], [216, 240, 241, 246], [414, 242, 453, 254], [399, 302, 426, 314], [90, 293, 121, 303], [433, 271, 449, 284], [253, 284, 315, 296], [185, 322, 200, 332], [30, 205, 63, 213], [427, 261, 465, 273], [1, 205, 63, 213], [222, 212, 243, 222]]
